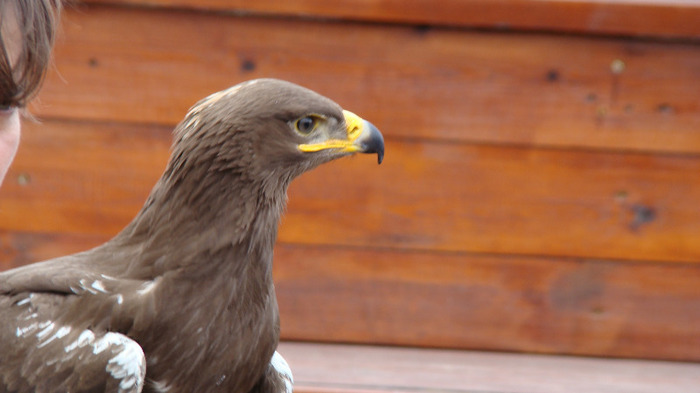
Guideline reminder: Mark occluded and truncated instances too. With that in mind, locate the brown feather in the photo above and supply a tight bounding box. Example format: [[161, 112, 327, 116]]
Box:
[[0, 79, 382, 393]]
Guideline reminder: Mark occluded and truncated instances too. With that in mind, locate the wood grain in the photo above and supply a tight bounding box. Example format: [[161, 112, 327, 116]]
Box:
[[273, 244, 700, 361], [283, 142, 700, 263], [4, 119, 700, 263], [0, 231, 108, 271], [33, 5, 700, 153], [0, 119, 168, 236], [279, 342, 700, 393], [2, 231, 699, 360], [83, 0, 700, 39]]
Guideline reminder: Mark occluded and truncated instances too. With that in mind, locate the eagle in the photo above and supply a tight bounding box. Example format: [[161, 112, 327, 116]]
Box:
[[0, 79, 384, 393]]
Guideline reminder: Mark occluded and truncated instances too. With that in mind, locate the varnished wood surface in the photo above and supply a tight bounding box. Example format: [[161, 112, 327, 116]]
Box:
[[84, 0, 700, 39], [4, 119, 700, 264], [33, 5, 700, 153], [1, 120, 168, 236], [3, 3, 700, 361], [274, 245, 700, 361], [2, 230, 699, 360], [279, 342, 700, 393]]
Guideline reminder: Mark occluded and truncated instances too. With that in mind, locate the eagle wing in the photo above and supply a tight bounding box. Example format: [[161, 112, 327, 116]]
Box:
[[0, 291, 146, 393], [0, 253, 149, 393]]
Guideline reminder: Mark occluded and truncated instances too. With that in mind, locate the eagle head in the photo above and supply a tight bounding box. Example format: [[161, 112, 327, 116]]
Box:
[[125, 78, 384, 268], [169, 78, 384, 188]]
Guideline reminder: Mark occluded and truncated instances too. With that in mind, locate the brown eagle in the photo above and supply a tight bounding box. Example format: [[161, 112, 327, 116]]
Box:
[[0, 79, 384, 393]]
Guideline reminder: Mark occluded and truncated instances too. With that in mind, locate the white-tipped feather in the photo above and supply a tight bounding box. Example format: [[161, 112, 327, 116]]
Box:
[[271, 351, 294, 393]]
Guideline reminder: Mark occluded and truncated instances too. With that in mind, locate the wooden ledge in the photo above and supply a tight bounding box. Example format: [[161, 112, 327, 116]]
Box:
[[84, 0, 700, 39], [278, 342, 700, 393]]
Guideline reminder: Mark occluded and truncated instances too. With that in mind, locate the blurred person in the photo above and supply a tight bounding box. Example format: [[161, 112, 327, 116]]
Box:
[[0, 0, 60, 185]]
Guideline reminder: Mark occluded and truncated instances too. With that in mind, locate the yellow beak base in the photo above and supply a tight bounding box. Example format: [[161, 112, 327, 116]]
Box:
[[298, 110, 384, 164]]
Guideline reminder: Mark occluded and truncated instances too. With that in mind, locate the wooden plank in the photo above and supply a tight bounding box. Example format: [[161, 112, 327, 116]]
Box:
[[3, 119, 700, 263], [34, 5, 700, 154], [0, 231, 108, 271], [83, 0, 700, 39], [282, 141, 700, 263], [273, 244, 700, 361], [279, 342, 700, 393], [3, 232, 699, 360], [1, 120, 169, 236]]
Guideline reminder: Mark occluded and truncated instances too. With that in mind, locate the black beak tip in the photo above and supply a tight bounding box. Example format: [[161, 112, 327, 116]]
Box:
[[364, 122, 385, 165]]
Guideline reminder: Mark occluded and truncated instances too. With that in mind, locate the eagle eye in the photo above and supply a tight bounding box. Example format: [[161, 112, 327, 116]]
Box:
[[295, 116, 318, 135]]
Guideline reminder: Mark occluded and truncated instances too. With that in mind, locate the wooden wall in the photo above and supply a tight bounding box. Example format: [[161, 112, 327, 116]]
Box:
[[1, 0, 699, 361]]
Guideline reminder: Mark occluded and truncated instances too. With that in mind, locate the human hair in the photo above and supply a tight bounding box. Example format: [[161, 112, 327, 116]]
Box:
[[0, 0, 61, 109]]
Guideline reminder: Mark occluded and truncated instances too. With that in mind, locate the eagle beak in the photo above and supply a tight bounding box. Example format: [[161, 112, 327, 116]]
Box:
[[344, 110, 385, 165], [298, 110, 385, 164]]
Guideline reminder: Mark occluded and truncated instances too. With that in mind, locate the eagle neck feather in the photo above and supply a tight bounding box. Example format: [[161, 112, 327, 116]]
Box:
[[117, 135, 289, 277], [101, 145, 289, 391]]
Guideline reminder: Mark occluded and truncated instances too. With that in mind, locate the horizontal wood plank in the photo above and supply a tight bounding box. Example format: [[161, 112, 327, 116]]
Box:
[[3, 119, 700, 263], [284, 142, 700, 263], [273, 245, 700, 361], [0, 120, 168, 236], [33, 5, 700, 154], [83, 0, 700, 39], [2, 232, 699, 360], [0, 231, 107, 270], [279, 342, 700, 393]]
